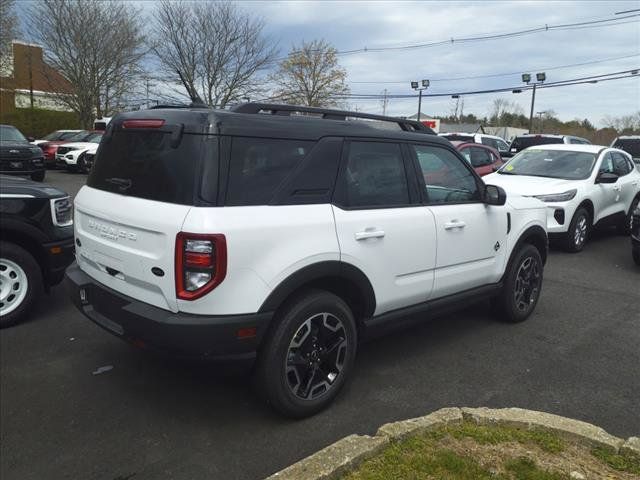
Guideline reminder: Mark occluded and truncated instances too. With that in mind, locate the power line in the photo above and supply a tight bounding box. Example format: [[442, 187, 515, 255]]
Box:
[[269, 13, 639, 64], [349, 53, 640, 84]]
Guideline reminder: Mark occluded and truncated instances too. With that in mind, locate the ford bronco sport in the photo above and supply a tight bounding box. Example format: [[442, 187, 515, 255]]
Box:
[[66, 103, 548, 417]]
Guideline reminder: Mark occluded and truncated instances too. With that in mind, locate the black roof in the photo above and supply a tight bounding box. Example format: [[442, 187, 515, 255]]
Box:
[[111, 103, 452, 145]]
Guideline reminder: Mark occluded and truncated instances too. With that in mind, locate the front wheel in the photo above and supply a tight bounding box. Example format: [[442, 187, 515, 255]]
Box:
[[255, 289, 357, 418], [30, 170, 45, 182], [564, 207, 590, 252], [0, 242, 43, 328], [494, 244, 543, 323]]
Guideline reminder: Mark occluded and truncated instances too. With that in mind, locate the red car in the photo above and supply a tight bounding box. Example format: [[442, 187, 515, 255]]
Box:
[[36, 130, 100, 168], [450, 141, 503, 176]]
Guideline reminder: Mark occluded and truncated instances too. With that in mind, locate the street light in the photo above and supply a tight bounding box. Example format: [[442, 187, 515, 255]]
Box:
[[521, 71, 546, 133], [411, 79, 430, 121]]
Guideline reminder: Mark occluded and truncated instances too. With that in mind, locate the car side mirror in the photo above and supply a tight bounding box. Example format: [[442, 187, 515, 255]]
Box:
[[27, 136, 35, 142], [484, 184, 506, 206], [596, 172, 618, 184]]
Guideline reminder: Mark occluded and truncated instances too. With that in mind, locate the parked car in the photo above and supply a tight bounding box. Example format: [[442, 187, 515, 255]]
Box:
[[31, 129, 84, 146], [450, 141, 503, 176], [55, 132, 103, 171], [439, 132, 511, 157], [37, 130, 94, 168], [66, 103, 548, 417], [611, 135, 640, 167], [508, 134, 591, 156], [0, 124, 46, 181], [0, 175, 74, 327], [631, 203, 640, 265], [485, 144, 640, 252]]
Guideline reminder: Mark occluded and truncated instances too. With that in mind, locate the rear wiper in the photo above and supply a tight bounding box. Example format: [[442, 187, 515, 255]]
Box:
[[105, 177, 132, 191]]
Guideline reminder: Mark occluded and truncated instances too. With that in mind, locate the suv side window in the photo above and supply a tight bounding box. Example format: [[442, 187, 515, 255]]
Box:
[[411, 144, 480, 204], [342, 141, 410, 208], [612, 152, 632, 176], [481, 137, 499, 150], [469, 147, 493, 167], [599, 152, 615, 174], [226, 137, 313, 206]]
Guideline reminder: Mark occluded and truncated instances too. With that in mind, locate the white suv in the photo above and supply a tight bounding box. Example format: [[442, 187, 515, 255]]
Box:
[[485, 144, 640, 252], [66, 103, 548, 417], [439, 132, 510, 155]]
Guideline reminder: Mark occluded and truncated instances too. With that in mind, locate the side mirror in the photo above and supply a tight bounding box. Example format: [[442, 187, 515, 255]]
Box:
[[484, 184, 506, 206], [501, 151, 514, 159], [596, 172, 618, 184], [27, 136, 35, 142]]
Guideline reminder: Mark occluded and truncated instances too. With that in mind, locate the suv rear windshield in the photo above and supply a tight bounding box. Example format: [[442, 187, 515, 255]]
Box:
[[613, 138, 640, 157], [442, 134, 475, 142], [87, 129, 205, 205], [510, 136, 563, 151]]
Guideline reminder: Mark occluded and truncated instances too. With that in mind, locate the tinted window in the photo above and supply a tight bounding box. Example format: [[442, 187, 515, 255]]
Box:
[[510, 136, 563, 152], [412, 145, 480, 204], [344, 142, 409, 207], [481, 137, 499, 150], [469, 147, 493, 167], [599, 152, 614, 174], [613, 138, 640, 157], [442, 134, 475, 142], [226, 137, 313, 206], [88, 130, 204, 205], [612, 152, 632, 176], [501, 149, 596, 180]]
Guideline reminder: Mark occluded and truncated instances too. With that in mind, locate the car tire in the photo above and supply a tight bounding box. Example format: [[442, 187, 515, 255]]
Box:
[[564, 207, 590, 252], [494, 244, 543, 323], [78, 155, 89, 174], [30, 170, 45, 182], [0, 242, 43, 328], [618, 197, 640, 235], [255, 289, 357, 418]]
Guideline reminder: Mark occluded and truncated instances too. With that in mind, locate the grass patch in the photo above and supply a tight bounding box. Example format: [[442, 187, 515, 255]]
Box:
[[504, 457, 568, 480], [446, 423, 565, 453], [591, 446, 640, 474]]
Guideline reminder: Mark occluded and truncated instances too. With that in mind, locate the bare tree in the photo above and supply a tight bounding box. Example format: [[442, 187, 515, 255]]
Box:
[[0, 0, 19, 74], [602, 112, 640, 132], [151, 1, 276, 107], [27, 0, 147, 127], [269, 39, 349, 107], [489, 99, 524, 126]]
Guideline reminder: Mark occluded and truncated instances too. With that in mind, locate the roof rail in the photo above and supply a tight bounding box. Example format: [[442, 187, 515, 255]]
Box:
[[232, 103, 434, 133], [149, 101, 209, 110]]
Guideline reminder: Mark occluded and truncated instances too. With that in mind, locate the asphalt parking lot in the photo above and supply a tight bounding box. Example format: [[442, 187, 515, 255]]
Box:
[[1, 170, 639, 480]]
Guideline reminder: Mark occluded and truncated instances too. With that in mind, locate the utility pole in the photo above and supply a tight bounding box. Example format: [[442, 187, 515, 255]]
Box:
[[411, 79, 429, 123], [521, 72, 546, 133], [146, 77, 150, 109], [536, 111, 547, 133], [381, 89, 388, 116], [529, 83, 537, 132]]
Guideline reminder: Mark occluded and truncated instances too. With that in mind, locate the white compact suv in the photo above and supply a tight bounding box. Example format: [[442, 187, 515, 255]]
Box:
[[66, 103, 548, 417], [55, 131, 103, 172], [485, 144, 640, 252]]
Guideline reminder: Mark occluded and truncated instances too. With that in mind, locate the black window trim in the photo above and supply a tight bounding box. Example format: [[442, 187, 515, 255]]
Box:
[[405, 140, 485, 206], [332, 138, 420, 211]]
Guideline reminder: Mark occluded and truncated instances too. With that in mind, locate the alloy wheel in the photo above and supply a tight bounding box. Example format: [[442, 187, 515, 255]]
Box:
[[574, 215, 588, 247], [0, 258, 29, 316], [513, 256, 541, 312], [285, 312, 348, 401]]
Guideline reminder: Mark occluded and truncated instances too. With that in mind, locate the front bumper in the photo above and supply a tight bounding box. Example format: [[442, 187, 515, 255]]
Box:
[[0, 159, 45, 176], [65, 263, 272, 361]]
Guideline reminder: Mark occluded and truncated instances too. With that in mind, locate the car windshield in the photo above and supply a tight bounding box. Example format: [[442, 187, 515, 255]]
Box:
[[65, 131, 92, 142], [510, 136, 563, 151], [499, 149, 596, 180], [442, 134, 474, 142], [42, 131, 65, 141], [85, 132, 103, 143], [613, 138, 640, 157], [0, 125, 27, 143]]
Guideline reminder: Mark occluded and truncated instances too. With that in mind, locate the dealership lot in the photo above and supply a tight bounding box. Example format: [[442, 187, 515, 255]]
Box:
[[1, 171, 639, 480]]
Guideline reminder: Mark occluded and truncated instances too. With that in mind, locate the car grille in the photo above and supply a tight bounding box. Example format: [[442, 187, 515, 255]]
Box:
[[0, 148, 33, 160]]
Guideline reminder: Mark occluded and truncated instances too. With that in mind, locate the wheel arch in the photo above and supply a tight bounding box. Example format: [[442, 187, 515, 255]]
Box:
[[576, 199, 594, 223], [510, 224, 548, 266], [258, 261, 377, 327]]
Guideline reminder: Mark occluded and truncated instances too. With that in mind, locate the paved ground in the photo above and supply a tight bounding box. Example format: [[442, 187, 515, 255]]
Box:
[[1, 171, 639, 480]]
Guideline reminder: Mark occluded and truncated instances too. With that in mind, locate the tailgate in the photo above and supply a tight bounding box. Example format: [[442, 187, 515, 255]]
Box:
[[74, 186, 191, 312]]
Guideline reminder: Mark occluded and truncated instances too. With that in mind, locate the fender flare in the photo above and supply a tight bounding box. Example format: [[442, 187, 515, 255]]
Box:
[[510, 224, 548, 266], [258, 261, 376, 318]]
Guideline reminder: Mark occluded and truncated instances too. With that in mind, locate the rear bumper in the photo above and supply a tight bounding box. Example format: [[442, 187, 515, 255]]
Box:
[[65, 262, 273, 361]]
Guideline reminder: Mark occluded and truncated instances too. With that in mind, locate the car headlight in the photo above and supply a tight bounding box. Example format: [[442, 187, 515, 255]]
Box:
[[533, 189, 578, 202], [50, 196, 73, 227]]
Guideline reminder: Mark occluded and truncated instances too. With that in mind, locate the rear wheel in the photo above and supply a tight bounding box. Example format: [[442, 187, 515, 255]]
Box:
[[256, 289, 357, 418], [564, 208, 590, 252], [0, 242, 43, 328], [494, 244, 543, 323], [30, 170, 45, 182], [619, 196, 639, 235]]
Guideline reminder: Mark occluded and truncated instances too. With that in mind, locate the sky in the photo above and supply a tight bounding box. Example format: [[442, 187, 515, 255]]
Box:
[[15, 0, 640, 126]]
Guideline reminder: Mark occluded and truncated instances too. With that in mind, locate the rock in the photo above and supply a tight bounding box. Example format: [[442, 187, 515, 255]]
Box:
[[376, 407, 463, 441], [570, 471, 585, 479]]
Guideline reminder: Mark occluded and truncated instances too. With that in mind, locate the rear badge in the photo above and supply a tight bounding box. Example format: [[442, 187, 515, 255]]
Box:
[[79, 288, 88, 304], [151, 267, 165, 277]]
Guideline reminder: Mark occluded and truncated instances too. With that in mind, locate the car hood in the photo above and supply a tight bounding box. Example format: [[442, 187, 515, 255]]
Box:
[[484, 173, 584, 196], [0, 174, 68, 198]]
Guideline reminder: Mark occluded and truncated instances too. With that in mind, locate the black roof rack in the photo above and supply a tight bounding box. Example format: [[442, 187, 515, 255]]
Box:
[[150, 101, 209, 110], [232, 103, 434, 134]]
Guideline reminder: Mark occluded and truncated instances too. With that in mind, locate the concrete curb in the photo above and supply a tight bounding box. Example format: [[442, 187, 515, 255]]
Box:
[[265, 407, 638, 480]]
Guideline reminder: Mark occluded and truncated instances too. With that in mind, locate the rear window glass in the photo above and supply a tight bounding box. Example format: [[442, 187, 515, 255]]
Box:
[[613, 139, 640, 157], [511, 136, 563, 151], [87, 130, 204, 205], [442, 134, 475, 142], [226, 137, 313, 206]]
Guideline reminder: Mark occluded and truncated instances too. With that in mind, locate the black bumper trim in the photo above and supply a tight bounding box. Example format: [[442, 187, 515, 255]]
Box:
[[43, 237, 75, 286], [65, 262, 273, 361]]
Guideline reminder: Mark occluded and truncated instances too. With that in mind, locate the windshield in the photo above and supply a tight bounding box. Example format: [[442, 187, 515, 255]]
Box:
[[613, 138, 640, 157], [0, 125, 27, 143], [499, 149, 596, 180], [85, 132, 103, 143], [510, 136, 563, 152], [43, 131, 65, 141], [442, 134, 475, 142], [65, 131, 92, 142]]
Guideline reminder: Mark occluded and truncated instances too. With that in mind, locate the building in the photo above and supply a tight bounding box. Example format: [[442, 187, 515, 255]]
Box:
[[406, 113, 441, 132], [0, 41, 73, 113]]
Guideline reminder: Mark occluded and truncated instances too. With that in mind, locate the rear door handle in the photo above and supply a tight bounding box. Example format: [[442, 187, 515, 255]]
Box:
[[355, 229, 385, 240], [444, 220, 467, 230]]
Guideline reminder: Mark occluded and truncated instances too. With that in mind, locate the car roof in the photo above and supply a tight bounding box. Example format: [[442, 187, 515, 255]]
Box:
[[615, 135, 640, 140], [112, 106, 451, 145], [524, 144, 607, 154]]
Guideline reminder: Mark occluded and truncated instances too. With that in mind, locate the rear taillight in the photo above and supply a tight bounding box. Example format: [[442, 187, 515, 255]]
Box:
[[122, 119, 165, 129], [175, 233, 227, 300]]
